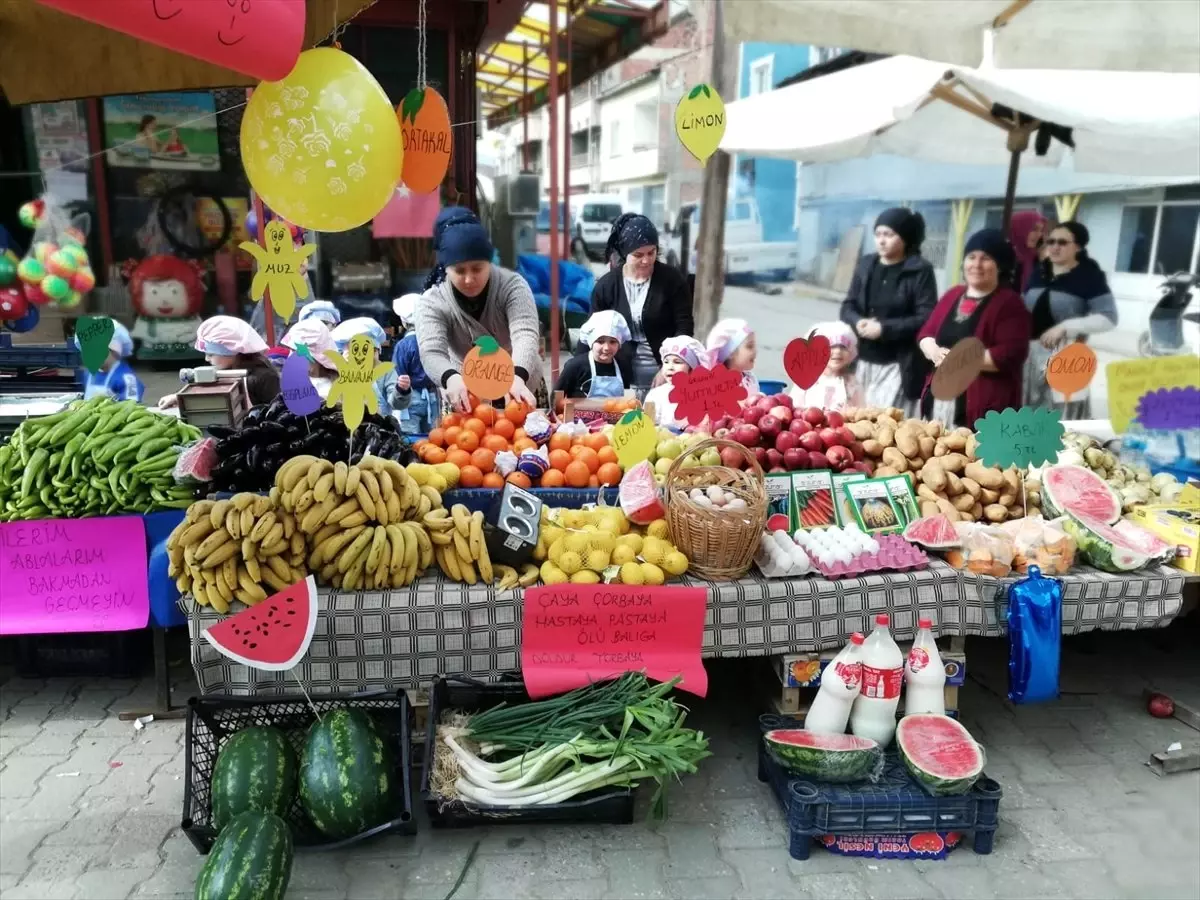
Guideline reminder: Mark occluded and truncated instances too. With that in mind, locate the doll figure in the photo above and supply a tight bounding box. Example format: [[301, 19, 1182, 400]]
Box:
[[127, 254, 206, 361]]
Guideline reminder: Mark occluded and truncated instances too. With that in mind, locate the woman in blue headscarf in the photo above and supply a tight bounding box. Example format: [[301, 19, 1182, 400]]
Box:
[[588, 213, 693, 392], [77, 318, 144, 402]]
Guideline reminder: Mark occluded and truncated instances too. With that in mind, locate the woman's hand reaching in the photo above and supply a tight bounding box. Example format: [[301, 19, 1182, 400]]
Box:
[[506, 374, 537, 410], [443, 374, 472, 412], [157, 393, 179, 409], [1039, 324, 1068, 349]]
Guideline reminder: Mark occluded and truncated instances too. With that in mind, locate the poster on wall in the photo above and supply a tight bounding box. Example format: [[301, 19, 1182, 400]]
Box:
[[102, 93, 220, 171], [196, 197, 251, 269], [28, 102, 90, 203]]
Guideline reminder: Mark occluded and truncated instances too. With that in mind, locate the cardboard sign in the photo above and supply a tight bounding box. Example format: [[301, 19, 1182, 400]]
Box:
[[240, 222, 314, 322], [675, 84, 726, 164], [521, 584, 708, 699], [398, 87, 453, 194], [931, 337, 985, 401], [76, 315, 115, 374], [280, 349, 321, 416], [783, 335, 831, 391], [0, 517, 149, 635], [1137, 386, 1200, 431], [1045, 341, 1098, 401], [667, 365, 748, 426], [1106, 355, 1200, 434], [323, 335, 393, 432], [38, 0, 306, 82], [462, 336, 515, 402], [612, 409, 658, 470], [973, 407, 1063, 470]]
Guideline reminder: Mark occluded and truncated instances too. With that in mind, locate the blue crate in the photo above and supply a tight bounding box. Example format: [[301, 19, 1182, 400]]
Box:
[[440, 486, 620, 514], [757, 714, 1001, 861], [759, 379, 786, 396]]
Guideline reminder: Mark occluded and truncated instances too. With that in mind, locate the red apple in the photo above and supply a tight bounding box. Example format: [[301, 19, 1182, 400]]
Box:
[[849, 440, 865, 460], [770, 393, 794, 409], [802, 407, 826, 427], [766, 448, 784, 469], [826, 445, 854, 471], [719, 446, 745, 469], [746, 392, 765, 407], [768, 465, 788, 474], [774, 431, 800, 454], [1147, 693, 1175, 718], [798, 431, 824, 453], [851, 461, 873, 474], [789, 418, 813, 435], [752, 446, 770, 468], [769, 405, 793, 424], [783, 447, 809, 471], [758, 415, 782, 443], [819, 427, 845, 449], [713, 428, 730, 440], [825, 410, 845, 428], [741, 405, 766, 426], [808, 450, 831, 470], [731, 423, 761, 447], [836, 425, 855, 446]]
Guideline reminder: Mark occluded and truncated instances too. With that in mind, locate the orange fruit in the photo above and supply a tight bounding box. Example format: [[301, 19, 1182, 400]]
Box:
[[569, 443, 586, 458], [548, 449, 572, 471], [473, 404, 498, 426], [427, 427, 446, 448], [458, 465, 484, 488], [583, 432, 608, 451], [597, 463, 622, 486], [482, 472, 504, 488], [424, 446, 447, 465], [597, 446, 618, 466], [492, 418, 515, 441], [564, 460, 590, 488], [506, 472, 533, 489], [588, 475, 600, 487], [443, 426, 462, 448], [482, 434, 509, 453], [575, 448, 600, 474], [471, 448, 496, 473], [513, 437, 536, 454], [463, 417, 487, 437], [456, 429, 480, 452], [440, 413, 462, 429], [513, 428, 526, 443], [548, 431, 572, 453], [540, 468, 565, 488], [446, 448, 472, 470], [412, 439, 429, 456], [505, 402, 529, 427]]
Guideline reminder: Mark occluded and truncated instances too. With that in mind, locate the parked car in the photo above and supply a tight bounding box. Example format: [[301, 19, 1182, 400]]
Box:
[[663, 196, 798, 282], [535, 202, 575, 256], [571, 194, 624, 260]]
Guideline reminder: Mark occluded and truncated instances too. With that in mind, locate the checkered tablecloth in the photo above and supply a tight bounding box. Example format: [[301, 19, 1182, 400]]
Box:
[[189, 561, 1186, 695]]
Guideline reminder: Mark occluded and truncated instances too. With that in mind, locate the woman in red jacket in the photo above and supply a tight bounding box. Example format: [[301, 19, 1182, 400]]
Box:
[[916, 229, 1032, 427]]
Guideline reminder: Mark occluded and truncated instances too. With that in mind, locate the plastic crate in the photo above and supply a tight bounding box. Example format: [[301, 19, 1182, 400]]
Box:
[[420, 675, 635, 828], [757, 714, 1001, 861], [441, 486, 620, 514], [182, 691, 415, 853], [9, 630, 150, 678], [759, 380, 787, 396]]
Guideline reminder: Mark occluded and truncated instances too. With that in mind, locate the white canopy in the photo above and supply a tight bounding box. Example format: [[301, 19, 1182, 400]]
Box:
[[720, 56, 1200, 178], [724, 0, 1200, 73]]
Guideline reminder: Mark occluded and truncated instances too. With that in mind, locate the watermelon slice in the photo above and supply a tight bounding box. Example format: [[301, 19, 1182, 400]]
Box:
[[202, 576, 319, 670], [763, 729, 882, 782], [896, 714, 985, 796], [903, 515, 960, 550], [1062, 515, 1173, 573], [1041, 465, 1120, 524]]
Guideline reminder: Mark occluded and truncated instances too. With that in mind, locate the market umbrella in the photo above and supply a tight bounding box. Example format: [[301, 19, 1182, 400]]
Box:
[[723, 0, 1200, 74], [0, 0, 375, 104]]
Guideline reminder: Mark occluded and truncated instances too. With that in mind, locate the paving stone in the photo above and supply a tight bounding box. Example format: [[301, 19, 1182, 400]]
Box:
[[15, 842, 108, 896], [9, 772, 103, 823], [104, 811, 181, 870], [530, 877, 611, 900], [726, 848, 809, 899], [713, 797, 787, 850], [601, 850, 669, 899], [0, 754, 69, 799], [665, 875, 743, 899], [476, 849, 604, 897], [288, 855, 353, 895], [401, 876, 480, 900], [783, 873, 867, 899], [917, 864, 997, 899], [860, 865, 946, 899], [405, 848, 483, 886], [0, 819, 59, 876], [343, 858, 406, 899], [988, 862, 1072, 899], [1003, 809, 1093, 862], [475, 828, 547, 855], [74, 865, 157, 900], [1037, 859, 1121, 900], [661, 824, 736, 879], [11, 730, 79, 759]]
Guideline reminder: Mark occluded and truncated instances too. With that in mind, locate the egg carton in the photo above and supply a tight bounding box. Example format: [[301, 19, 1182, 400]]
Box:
[[811, 533, 930, 579], [755, 531, 816, 579]]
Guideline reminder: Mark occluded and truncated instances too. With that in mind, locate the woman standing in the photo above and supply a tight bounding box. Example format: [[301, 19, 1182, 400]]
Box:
[[589, 213, 693, 392], [417, 207, 541, 412], [1021, 222, 1117, 418], [917, 229, 1031, 427], [839, 208, 938, 411], [1009, 210, 1048, 292]]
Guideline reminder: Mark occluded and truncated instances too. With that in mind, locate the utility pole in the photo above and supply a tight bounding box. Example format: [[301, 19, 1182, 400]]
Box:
[[691, 0, 729, 341]]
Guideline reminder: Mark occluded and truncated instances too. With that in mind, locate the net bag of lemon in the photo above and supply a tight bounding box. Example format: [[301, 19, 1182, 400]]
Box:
[[533, 504, 691, 586]]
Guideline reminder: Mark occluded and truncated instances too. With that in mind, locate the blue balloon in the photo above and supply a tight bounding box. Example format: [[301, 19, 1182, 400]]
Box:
[[1006, 564, 1062, 705]]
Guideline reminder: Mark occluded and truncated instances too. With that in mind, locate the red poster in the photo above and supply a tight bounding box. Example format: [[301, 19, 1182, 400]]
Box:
[[667, 365, 747, 426], [521, 585, 708, 699]]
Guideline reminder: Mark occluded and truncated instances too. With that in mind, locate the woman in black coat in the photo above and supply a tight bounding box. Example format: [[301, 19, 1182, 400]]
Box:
[[589, 213, 694, 391]]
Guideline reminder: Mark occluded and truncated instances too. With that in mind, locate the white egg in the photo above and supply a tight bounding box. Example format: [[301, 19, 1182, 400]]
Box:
[[706, 484, 724, 503], [689, 488, 705, 502], [727, 497, 747, 510], [790, 547, 810, 569], [773, 531, 795, 553]]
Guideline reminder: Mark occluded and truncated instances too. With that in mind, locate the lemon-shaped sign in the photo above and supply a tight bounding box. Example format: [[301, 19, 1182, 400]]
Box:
[[612, 408, 657, 470], [675, 84, 726, 164]]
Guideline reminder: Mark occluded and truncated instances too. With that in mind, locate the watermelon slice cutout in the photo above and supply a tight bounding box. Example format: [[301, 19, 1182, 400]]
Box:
[[903, 515, 960, 550], [1041, 465, 1120, 524], [203, 576, 319, 670]]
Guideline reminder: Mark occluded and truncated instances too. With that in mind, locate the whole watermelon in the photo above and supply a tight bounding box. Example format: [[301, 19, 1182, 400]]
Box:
[[299, 708, 397, 839], [195, 811, 293, 900], [211, 726, 298, 831]]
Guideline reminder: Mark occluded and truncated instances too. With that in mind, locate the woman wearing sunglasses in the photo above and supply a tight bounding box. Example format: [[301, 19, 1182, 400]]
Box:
[[1022, 221, 1117, 418]]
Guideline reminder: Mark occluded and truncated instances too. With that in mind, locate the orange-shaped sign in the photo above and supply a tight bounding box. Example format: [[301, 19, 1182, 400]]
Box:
[[462, 335, 515, 401], [398, 87, 453, 195], [1046, 341, 1098, 401]]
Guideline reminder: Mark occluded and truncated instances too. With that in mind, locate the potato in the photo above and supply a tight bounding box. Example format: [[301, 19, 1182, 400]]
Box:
[[970, 502, 984, 521], [954, 426, 974, 438], [848, 421, 874, 440], [887, 408, 906, 421], [921, 460, 948, 493], [984, 503, 1009, 523], [873, 466, 899, 478], [980, 487, 1000, 504], [877, 425, 896, 448], [895, 428, 921, 459], [882, 447, 909, 472], [939, 453, 968, 474], [964, 462, 1004, 490], [919, 500, 941, 518], [936, 498, 961, 520], [918, 435, 936, 459], [917, 484, 941, 503], [998, 492, 1017, 508], [960, 477, 982, 499], [952, 493, 976, 513], [862, 439, 884, 458], [933, 438, 949, 457], [945, 471, 964, 497], [1028, 489, 1042, 506], [1001, 468, 1021, 496], [965, 433, 979, 461], [924, 420, 944, 439], [910, 457, 925, 472], [941, 432, 967, 452]]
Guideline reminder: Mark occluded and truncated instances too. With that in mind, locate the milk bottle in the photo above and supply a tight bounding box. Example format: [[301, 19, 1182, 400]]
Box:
[[904, 618, 947, 716], [804, 633, 864, 735], [850, 614, 904, 746]]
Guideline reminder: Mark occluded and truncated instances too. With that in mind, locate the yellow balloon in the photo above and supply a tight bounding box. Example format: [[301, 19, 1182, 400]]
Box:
[[241, 48, 403, 233]]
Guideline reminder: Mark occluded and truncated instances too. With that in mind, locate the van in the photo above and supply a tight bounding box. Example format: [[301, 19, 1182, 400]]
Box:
[[571, 194, 624, 260]]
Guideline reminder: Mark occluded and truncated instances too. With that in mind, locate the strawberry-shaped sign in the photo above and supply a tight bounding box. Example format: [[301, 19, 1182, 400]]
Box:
[[783, 335, 831, 391], [667, 365, 747, 427]]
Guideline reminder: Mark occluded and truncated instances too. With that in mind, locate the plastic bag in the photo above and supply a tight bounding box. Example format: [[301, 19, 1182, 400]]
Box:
[[999, 517, 1076, 575], [945, 522, 1015, 577], [16, 196, 95, 310], [619, 460, 666, 525]]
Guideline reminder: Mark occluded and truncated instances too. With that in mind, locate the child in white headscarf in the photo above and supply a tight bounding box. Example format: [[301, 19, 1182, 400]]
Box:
[[643, 335, 707, 428], [789, 321, 865, 411], [297, 300, 341, 328], [281, 318, 338, 399], [158, 315, 280, 408], [553, 310, 632, 399], [706, 318, 759, 403]]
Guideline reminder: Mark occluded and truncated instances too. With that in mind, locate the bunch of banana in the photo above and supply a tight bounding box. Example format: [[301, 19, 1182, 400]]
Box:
[[423, 503, 538, 591], [166, 495, 304, 613], [308, 520, 433, 591]]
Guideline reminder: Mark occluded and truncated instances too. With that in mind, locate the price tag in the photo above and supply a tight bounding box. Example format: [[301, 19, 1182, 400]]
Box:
[[323, 336, 393, 432], [76, 315, 115, 374], [612, 408, 657, 470], [461, 336, 515, 401], [281, 347, 322, 416], [674, 84, 726, 164], [1137, 386, 1200, 431], [240, 221, 314, 321], [667, 365, 747, 426], [1105, 355, 1200, 434], [973, 407, 1063, 469]]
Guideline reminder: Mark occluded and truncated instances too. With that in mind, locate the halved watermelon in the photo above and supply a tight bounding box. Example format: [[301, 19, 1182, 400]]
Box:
[[903, 515, 960, 550], [763, 729, 881, 782], [1062, 515, 1173, 573], [896, 714, 984, 796], [203, 576, 319, 670], [1041, 465, 1120, 524]]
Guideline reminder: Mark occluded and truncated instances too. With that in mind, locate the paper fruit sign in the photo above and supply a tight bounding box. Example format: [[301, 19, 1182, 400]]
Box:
[[398, 87, 453, 194], [281, 347, 322, 416], [675, 84, 726, 164], [931, 337, 985, 401], [202, 576, 319, 671], [667, 365, 747, 427], [240, 221, 315, 322], [76, 315, 115, 374], [973, 407, 1063, 469], [783, 335, 831, 391], [323, 336, 394, 432], [1045, 341, 1097, 401], [1137, 386, 1200, 431], [462, 336, 514, 401], [612, 408, 658, 469]]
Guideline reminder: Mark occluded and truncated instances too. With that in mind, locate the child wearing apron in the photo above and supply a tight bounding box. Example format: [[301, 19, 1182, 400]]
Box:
[[552, 310, 632, 399]]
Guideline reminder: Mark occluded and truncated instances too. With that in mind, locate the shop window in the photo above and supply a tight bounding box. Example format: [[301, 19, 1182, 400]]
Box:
[[1116, 187, 1200, 275], [609, 120, 622, 157], [749, 56, 774, 96]]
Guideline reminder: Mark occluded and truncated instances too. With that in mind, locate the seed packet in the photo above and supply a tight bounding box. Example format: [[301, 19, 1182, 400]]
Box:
[[765, 472, 794, 532], [843, 478, 904, 535], [831, 472, 868, 526], [792, 470, 835, 530], [882, 475, 919, 527]]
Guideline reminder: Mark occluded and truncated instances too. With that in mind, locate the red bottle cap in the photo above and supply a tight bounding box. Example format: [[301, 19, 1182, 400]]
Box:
[[919, 618, 933, 628], [850, 633, 865, 644], [875, 614, 889, 626]]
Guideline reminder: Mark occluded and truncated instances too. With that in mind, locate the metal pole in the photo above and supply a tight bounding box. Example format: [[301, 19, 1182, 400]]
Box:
[[247, 86, 275, 347], [522, 44, 529, 170], [564, 6, 572, 260], [548, 0, 561, 380], [691, 0, 730, 340]]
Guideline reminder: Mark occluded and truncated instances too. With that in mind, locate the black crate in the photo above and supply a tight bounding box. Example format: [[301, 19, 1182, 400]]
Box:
[[420, 675, 635, 828], [757, 714, 1002, 861], [182, 692, 415, 853], [7, 630, 149, 678]]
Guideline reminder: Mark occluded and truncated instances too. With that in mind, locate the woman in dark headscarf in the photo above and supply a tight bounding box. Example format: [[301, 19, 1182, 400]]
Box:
[[588, 213, 694, 391]]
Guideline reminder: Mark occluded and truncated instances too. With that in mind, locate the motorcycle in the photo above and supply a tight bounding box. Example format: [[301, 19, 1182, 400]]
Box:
[[1137, 271, 1200, 356]]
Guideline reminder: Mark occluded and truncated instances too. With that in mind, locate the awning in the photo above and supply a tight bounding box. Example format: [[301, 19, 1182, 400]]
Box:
[[0, 0, 374, 105], [479, 0, 670, 129]]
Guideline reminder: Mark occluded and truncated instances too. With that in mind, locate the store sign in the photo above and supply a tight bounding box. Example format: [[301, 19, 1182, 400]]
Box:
[[0, 517, 149, 635], [972, 407, 1063, 470], [667, 365, 747, 427], [521, 585, 707, 699]]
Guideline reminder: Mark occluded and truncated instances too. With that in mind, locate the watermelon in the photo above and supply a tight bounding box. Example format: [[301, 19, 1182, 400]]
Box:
[[202, 576, 318, 670], [903, 515, 960, 550], [1062, 514, 1173, 573], [1041, 465, 1120, 524], [895, 714, 984, 796], [299, 708, 397, 840], [211, 726, 298, 831], [194, 811, 293, 900], [763, 729, 882, 782]]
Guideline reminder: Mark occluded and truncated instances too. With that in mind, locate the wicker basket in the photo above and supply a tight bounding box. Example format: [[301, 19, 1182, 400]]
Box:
[[664, 438, 767, 580]]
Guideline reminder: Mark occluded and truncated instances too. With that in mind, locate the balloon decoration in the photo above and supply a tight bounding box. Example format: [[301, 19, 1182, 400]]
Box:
[[6, 200, 95, 315], [398, 86, 452, 194], [240, 48, 403, 233]]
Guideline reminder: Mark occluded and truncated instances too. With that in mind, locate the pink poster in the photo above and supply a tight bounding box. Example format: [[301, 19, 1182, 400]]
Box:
[[373, 186, 441, 239], [0, 517, 150, 635], [521, 585, 708, 699], [37, 0, 306, 82]]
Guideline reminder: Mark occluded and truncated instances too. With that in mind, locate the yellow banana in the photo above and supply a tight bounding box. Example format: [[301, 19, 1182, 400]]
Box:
[[313, 472, 335, 503], [259, 538, 288, 558], [192, 581, 210, 608], [373, 542, 391, 590], [293, 488, 316, 516], [261, 523, 283, 549], [385, 525, 407, 574], [345, 464, 362, 497], [177, 519, 215, 547], [260, 565, 291, 593], [408, 523, 433, 570], [421, 485, 443, 511], [326, 498, 361, 526], [312, 522, 340, 548], [244, 555, 262, 584], [278, 456, 316, 492], [377, 469, 395, 503], [224, 507, 242, 541], [310, 525, 366, 570], [469, 511, 484, 559], [300, 495, 338, 534], [438, 545, 461, 581], [494, 565, 519, 591], [476, 532, 493, 584], [265, 553, 292, 583], [208, 500, 231, 532], [340, 511, 369, 529], [253, 495, 273, 517], [452, 530, 471, 563], [519, 563, 540, 587], [365, 526, 388, 574], [232, 493, 255, 512], [360, 469, 382, 506], [268, 485, 282, 506], [239, 507, 255, 539], [319, 562, 339, 585], [202, 541, 239, 569], [188, 499, 215, 523], [222, 556, 239, 595], [374, 489, 391, 526], [338, 529, 375, 574], [354, 484, 377, 521], [306, 459, 332, 490], [175, 574, 192, 595], [452, 504, 472, 537], [194, 529, 231, 561], [249, 511, 278, 543], [429, 529, 452, 546], [333, 461, 348, 495], [289, 531, 305, 558]]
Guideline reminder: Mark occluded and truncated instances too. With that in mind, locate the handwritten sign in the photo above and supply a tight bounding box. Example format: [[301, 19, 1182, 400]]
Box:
[[674, 84, 726, 164], [612, 409, 657, 469], [38, 0, 306, 82], [1045, 341, 1097, 401], [462, 336, 515, 402], [76, 315, 115, 375], [0, 517, 149, 635], [521, 584, 708, 699], [973, 407, 1063, 470], [323, 335, 393, 432], [667, 365, 747, 427], [281, 350, 321, 416], [240, 221, 314, 322], [1106, 355, 1200, 434], [783, 335, 831, 391], [1137, 386, 1200, 431], [398, 87, 453, 194], [931, 336, 985, 401]]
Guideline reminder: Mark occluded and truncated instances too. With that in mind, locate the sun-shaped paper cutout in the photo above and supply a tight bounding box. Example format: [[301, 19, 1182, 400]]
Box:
[[323, 334, 394, 431], [239, 220, 316, 321]]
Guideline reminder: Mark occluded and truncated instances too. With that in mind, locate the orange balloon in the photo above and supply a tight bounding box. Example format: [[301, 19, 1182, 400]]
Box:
[[1046, 341, 1098, 400], [397, 86, 452, 194]]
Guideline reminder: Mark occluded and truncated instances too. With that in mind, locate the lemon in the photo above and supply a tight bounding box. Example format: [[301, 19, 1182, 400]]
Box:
[[662, 550, 690, 576], [562, 510, 585, 529], [640, 563, 666, 586], [405, 463, 429, 485], [570, 569, 601, 584], [587, 531, 616, 554], [611, 544, 637, 566], [641, 537, 667, 566], [427, 473, 449, 493], [541, 524, 565, 548], [548, 538, 565, 565], [434, 463, 461, 488], [533, 538, 548, 562], [618, 562, 645, 585], [558, 550, 583, 575], [585, 549, 611, 572], [596, 511, 626, 535], [540, 561, 569, 584], [616, 534, 643, 555], [564, 532, 590, 555], [646, 519, 670, 540]]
